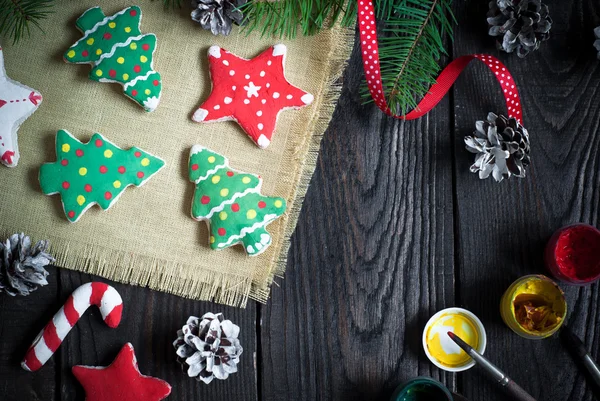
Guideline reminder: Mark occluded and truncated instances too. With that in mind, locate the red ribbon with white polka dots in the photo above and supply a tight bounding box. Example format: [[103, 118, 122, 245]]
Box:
[[357, 0, 523, 122]]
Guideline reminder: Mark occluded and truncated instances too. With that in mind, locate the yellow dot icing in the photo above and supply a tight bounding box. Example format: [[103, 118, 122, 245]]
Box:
[[77, 195, 85, 206], [117, 57, 125, 64], [207, 156, 215, 163], [96, 49, 102, 56], [212, 175, 221, 184], [426, 313, 479, 368], [140, 55, 148, 63], [242, 177, 251, 184], [210, 236, 215, 244], [113, 180, 122, 189], [62, 144, 70, 153], [104, 149, 113, 158], [220, 188, 229, 197], [141, 158, 150, 167], [86, 38, 94, 45], [67, 50, 76, 59], [145, 89, 151, 95], [79, 167, 87, 176], [95, 70, 103, 77], [130, 42, 137, 50], [247, 209, 257, 219], [274, 200, 283, 208], [125, 27, 131, 33], [108, 22, 116, 29], [219, 211, 228, 221], [122, 73, 129, 81]]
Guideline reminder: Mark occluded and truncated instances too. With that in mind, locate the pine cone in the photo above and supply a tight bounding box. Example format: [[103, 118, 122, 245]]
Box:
[[173, 313, 243, 384], [0, 234, 54, 296], [487, 0, 552, 58], [465, 112, 531, 182], [191, 0, 247, 36], [594, 27, 600, 60]]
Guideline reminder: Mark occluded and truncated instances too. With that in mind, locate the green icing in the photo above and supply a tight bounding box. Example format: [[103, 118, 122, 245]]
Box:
[[189, 146, 287, 256], [64, 6, 162, 112], [39, 129, 165, 223]]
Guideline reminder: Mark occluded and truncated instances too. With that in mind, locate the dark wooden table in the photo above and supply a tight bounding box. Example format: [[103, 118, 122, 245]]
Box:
[[2, 1, 600, 400]]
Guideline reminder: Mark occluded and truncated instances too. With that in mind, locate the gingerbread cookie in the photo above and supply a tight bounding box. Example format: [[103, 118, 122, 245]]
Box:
[[64, 6, 162, 112], [72, 343, 171, 401], [39, 130, 165, 223], [0, 46, 42, 167], [189, 145, 286, 256], [192, 45, 314, 149]]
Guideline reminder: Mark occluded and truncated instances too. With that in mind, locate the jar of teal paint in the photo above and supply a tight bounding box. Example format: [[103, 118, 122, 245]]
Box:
[[391, 377, 453, 401]]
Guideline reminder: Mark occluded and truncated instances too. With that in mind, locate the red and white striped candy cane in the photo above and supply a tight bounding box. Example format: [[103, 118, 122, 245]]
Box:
[[22, 282, 123, 372]]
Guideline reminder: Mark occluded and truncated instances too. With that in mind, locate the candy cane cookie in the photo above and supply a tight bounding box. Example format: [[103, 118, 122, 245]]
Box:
[[22, 282, 123, 372]]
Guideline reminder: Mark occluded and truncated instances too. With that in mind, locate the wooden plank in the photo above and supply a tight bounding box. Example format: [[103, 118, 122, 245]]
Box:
[[452, 0, 600, 400], [0, 265, 58, 401], [259, 38, 457, 400], [56, 269, 257, 401]]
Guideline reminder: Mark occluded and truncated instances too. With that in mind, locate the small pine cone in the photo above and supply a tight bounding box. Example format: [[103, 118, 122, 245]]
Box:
[[191, 0, 248, 36], [465, 112, 531, 182], [0, 233, 54, 296], [487, 0, 552, 58], [173, 313, 243, 384], [594, 27, 600, 60]]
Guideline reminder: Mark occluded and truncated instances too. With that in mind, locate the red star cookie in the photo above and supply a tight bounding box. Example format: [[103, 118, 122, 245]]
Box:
[[72, 343, 171, 401], [192, 44, 314, 149]]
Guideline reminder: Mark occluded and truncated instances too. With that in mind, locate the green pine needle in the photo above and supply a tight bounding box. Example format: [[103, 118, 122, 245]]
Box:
[[0, 0, 54, 44], [242, 0, 455, 115]]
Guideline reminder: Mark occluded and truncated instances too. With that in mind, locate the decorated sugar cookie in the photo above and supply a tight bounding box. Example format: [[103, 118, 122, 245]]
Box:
[[72, 343, 171, 401], [189, 145, 287, 256], [39, 130, 165, 223], [0, 47, 42, 167], [192, 45, 314, 149], [64, 6, 162, 112]]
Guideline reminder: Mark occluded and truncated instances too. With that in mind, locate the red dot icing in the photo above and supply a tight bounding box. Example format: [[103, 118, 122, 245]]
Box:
[[153, 80, 159, 86], [95, 139, 103, 147], [131, 90, 138, 97], [103, 32, 112, 40], [201, 195, 210, 205], [130, 9, 137, 16], [76, 149, 84, 157], [84, 184, 92, 192], [231, 203, 240, 212], [61, 159, 69, 166], [62, 181, 70, 189], [191, 164, 199, 171], [68, 211, 75, 219], [109, 69, 116, 78], [82, 50, 89, 57], [134, 151, 141, 157], [137, 171, 144, 178], [218, 228, 226, 236], [133, 65, 141, 73], [100, 165, 108, 174], [227, 171, 234, 177], [142, 44, 150, 51], [554, 225, 600, 281], [105, 191, 112, 200], [258, 201, 266, 209], [118, 166, 126, 174]]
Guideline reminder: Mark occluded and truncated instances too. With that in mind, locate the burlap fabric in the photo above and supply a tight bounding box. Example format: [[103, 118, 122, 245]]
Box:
[[0, 1, 353, 306]]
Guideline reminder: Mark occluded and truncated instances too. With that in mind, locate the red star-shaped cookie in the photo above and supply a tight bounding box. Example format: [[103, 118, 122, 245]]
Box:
[[192, 44, 314, 149], [72, 343, 171, 401]]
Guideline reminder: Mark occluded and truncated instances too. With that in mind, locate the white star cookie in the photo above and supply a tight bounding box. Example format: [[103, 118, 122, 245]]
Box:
[[0, 47, 43, 167]]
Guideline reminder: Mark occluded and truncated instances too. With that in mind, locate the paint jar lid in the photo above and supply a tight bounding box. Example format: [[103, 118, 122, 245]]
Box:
[[422, 307, 487, 372]]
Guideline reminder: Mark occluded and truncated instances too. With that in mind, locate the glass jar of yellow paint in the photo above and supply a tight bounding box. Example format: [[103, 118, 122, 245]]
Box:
[[500, 274, 567, 339]]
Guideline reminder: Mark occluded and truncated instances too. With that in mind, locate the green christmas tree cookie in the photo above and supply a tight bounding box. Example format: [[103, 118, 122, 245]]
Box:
[[189, 145, 287, 256], [40, 130, 165, 223], [63, 6, 162, 112]]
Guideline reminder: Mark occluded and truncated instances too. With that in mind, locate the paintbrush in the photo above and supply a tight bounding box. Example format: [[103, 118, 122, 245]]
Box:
[[447, 331, 537, 401], [560, 325, 600, 390]]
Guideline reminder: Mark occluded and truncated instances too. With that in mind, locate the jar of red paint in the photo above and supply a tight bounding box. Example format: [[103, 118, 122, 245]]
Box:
[[545, 224, 600, 285]]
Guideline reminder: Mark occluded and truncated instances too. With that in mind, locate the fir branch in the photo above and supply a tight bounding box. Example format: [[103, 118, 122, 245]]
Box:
[[376, 0, 455, 115], [0, 0, 54, 44]]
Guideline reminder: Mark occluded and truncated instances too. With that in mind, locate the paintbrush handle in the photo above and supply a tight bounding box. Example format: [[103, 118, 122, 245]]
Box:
[[504, 379, 537, 401]]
